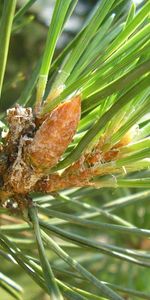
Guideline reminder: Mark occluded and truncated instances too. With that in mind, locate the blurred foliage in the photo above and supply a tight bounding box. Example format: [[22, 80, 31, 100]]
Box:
[[1, 0, 98, 111]]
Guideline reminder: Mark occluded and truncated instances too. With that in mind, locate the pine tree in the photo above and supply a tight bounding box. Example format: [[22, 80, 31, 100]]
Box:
[[0, 1, 150, 299]]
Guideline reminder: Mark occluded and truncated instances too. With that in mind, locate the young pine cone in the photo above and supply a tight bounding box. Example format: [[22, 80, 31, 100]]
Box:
[[2, 95, 81, 196], [27, 95, 81, 171]]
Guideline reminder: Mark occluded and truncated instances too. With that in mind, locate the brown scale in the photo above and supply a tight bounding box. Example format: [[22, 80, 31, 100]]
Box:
[[0, 95, 81, 213], [0, 94, 134, 213]]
